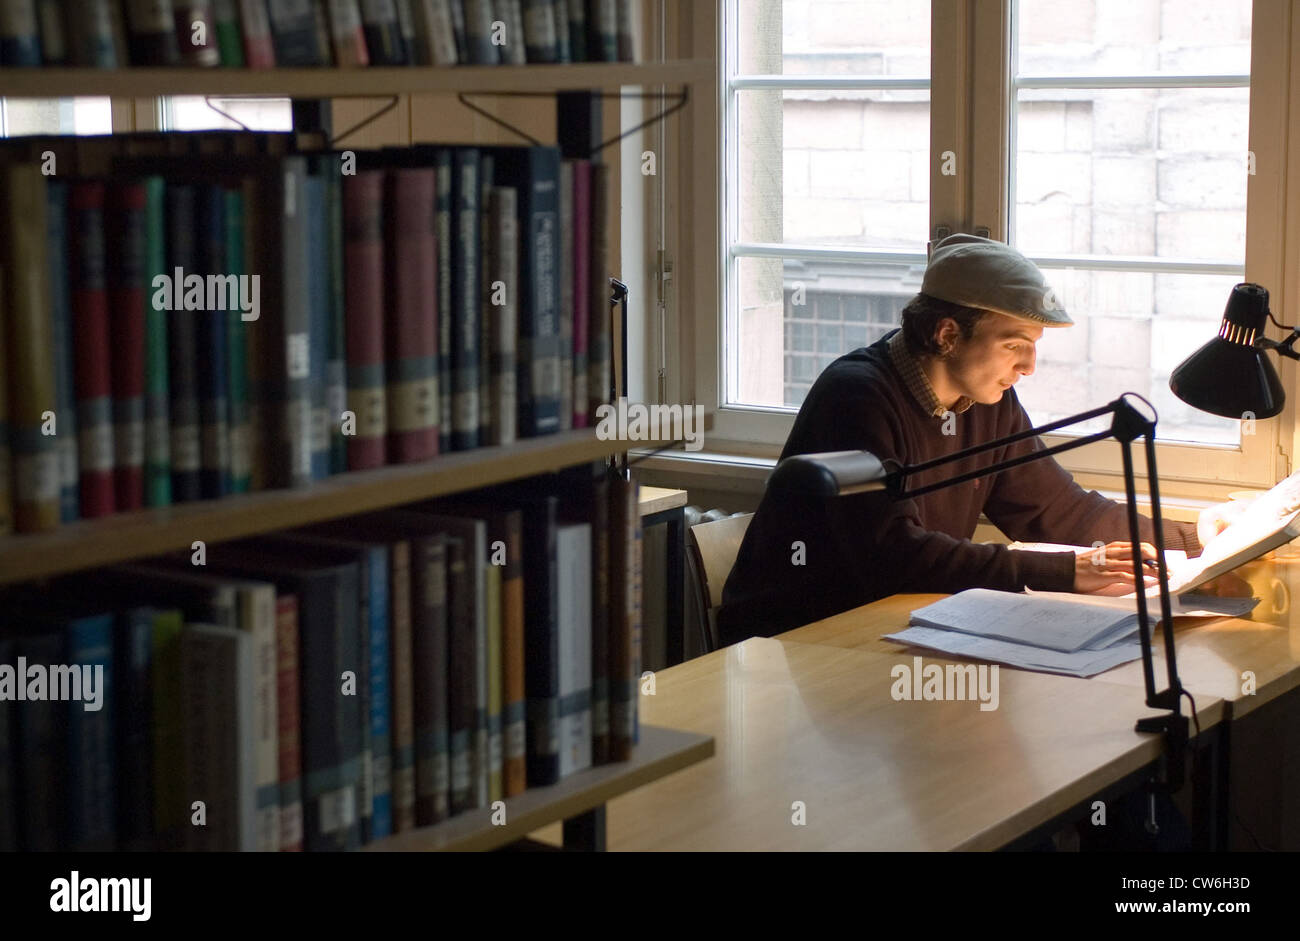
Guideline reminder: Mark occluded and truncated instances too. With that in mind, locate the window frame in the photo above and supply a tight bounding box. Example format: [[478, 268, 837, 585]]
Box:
[[692, 0, 1296, 501]]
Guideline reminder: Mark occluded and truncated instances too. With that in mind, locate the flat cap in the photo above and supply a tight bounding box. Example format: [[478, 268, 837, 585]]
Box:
[[921, 233, 1072, 326]]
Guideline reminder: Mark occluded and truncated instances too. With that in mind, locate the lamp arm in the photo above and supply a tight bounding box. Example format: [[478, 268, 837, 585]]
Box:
[[1257, 331, 1300, 361]]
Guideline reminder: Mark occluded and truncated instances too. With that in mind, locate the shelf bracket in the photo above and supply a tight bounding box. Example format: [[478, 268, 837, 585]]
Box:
[[329, 95, 400, 147]]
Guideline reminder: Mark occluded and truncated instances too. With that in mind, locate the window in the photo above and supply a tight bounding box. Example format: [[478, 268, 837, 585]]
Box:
[[0, 97, 112, 137], [159, 96, 292, 132], [710, 0, 1293, 495]]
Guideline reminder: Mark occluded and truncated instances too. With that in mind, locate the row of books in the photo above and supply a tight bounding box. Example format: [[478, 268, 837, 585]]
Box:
[[0, 464, 643, 851], [0, 129, 614, 534], [0, 0, 638, 68]]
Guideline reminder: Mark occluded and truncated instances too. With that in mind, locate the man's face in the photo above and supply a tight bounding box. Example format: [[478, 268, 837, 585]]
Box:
[[941, 311, 1043, 405]]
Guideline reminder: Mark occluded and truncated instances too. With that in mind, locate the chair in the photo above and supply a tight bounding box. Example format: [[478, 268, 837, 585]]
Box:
[[685, 513, 754, 656]]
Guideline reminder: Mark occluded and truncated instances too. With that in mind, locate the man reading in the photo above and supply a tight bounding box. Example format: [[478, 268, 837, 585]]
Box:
[[718, 234, 1231, 646]]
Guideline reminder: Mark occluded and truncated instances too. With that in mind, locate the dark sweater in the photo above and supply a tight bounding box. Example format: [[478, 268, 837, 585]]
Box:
[[716, 331, 1201, 646]]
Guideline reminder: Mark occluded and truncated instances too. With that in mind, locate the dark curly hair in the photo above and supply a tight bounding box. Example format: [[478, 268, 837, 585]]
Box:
[[899, 293, 988, 357]]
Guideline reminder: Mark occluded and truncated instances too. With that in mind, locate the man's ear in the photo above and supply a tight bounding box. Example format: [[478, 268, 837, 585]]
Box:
[[934, 317, 960, 353]]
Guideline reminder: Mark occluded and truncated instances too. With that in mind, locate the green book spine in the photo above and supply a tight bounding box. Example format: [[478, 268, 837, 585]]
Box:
[[212, 0, 245, 65], [150, 608, 184, 847], [225, 186, 251, 493], [325, 166, 348, 475], [143, 176, 172, 508]]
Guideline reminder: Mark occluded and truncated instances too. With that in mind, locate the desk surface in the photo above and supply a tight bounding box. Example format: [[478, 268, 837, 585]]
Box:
[[533, 637, 1223, 851], [637, 486, 688, 516], [783, 556, 1300, 720]]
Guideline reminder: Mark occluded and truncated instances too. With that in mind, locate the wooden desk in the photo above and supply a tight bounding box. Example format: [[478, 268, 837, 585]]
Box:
[[638, 486, 688, 666], [530, 637, 1224, 850]]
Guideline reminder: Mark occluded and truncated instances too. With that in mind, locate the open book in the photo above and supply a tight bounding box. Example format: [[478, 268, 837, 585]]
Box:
[[1010, 467, 1300, 595]]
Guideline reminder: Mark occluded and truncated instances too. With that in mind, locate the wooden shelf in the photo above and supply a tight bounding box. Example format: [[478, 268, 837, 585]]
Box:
[[0, 60, 712, 99], [364, 724, 714, 851], [0, 428, 673, 586]]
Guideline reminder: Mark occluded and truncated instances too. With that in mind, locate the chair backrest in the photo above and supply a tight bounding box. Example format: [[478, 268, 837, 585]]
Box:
[[686, 513, 753, 655]]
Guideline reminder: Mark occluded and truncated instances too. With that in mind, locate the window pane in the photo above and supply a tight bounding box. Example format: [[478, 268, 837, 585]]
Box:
[[1015, 0, 1251, 76], [163, 96, 293, 132], [1013, 86, 1249, 262], [1016, 267, 1242, 445], [739, 89, 929, 249], [733, 255, 920, 408], [738, 0, 930, 76], [0, 97, 111, 137]]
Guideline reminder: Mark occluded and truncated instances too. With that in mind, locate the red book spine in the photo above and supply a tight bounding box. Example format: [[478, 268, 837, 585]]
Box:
[[106, 181, 147, 511], [68, 180, 116, 518], [276, 594, 304, 852], [343, 171, 388, 470], [238, 0, 276, 67], [385, 167, 439, 463], [572, 160, 592, 428]]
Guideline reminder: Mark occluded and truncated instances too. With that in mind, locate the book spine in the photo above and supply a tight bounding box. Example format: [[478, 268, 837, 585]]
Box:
[[446, 534, 476, 812], [485, 559, 503, 801], [367, 546, 393, 839], [589, 466, 609, 763], [462, 0, 497, 62], [558, 161, 574, 432], [393, 0, 416, 58], [304, 173, 330, 481], [358, 0, 407, 63], [478, 155, 494, 448], [238, 0, 276, 66], [267, 0, 329, 64], [411, 0, 456, 65], [550, 0, 567, 62], [242, 174, 267, 489], [585, 0, 614, 61], [46, 180, 81, 521], [451, 149, 480, 452], [494, 510, 526, 795], [412, 534, 450, 823], [280, 157, 314, 488], [556, 523, 592, 777], [323, 167, 348, 476], [243, 586, 280, 852], [571, 160, 591, 428], [69, 180, 117, 519], [614, 0, 632, 61], [610, 473, 640, 758], [66, 614, 116, 850], [174, 0, 221, 65], [16, 631, 66, 850], [491, 0, 524, 64], [3, 166, 59, 532], [116, 609, 157, 849], [275, 595, 305, 851], [518, 147, 562, 436], [523, 494, 560, 784], [435, 151, 453, 454], [211, 0, 245, 64], [142, 177, 172, 506], [166, 183, 202, 502], [388, 540, 417, 831], [587, 161, 611, 420], [150, 609, 184, 848], [182, 624, 243, 850], [324, 0, 369, 65], [0, 0, 44, 65], [106, 181, 148, 513], [0, 262, 8, 537], [522, 0, 555, 62], [357, 546, 375, 843], [343, 171, 388, 470], [225, 187, 251, 493], [66, 0, 125, 66], [488, 187, 518, 445], [447, 0, 466, 61], [385, 167, 439, 463], [36, 0, 67, 64], [197, 184, 231, 499], [564, 0, 583, 62], [0, 641, 15, 849]]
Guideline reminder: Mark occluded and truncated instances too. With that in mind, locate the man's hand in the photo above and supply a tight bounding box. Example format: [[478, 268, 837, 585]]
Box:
[[1197, 500, 1247, 548], [1073, 541, 1157, 596]]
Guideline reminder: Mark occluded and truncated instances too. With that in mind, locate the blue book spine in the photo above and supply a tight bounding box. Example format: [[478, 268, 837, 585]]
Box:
[[46, 180, 80, 522], [451, 149, 481, 452], [305, 174, 330, 481], [116, 608, 155, 849], [367, 545, 393, 839], [198, 185, 231, 499], [66, 613, 116, 851]]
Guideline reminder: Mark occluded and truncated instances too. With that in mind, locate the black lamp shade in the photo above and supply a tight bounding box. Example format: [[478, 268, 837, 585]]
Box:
[[1169, 283, 1286, 419]]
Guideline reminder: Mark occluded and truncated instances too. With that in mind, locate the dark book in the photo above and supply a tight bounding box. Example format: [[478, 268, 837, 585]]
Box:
[[304, 171, 330, 481], [12, 628, 66, 850], [410, 0, 457, 64], [115, 607, 162, 850], [359, 0, 407, 63], [450, 148, 481, 451], [461, 0, 497, 63], [238, 0, 276, 66], [520, 491, 562, 784], [36, 0, 67, 64], [174, 0, 221, 65], [343, 170, 388, 470], [196, 183, 230, 498], [0, 1, 44, 65], [558, 160, 574, 431], [486, 185, 518, 445], [267, 0, 330, 64], [165, 182, 202, 502], [274, 594, 304, 850], [584, 0, 615, 61], [0, 639, 16, 850], [522, 0, 555, 62], [491, 0, 524, 64], [571, 159, 591, 428], [105, 181, 148, 512], [46, 179, 81, 522], [65, 0, 127, 66], [68, 180, 117, 518], [434, 148, 453, 454], [564, 0, 583, 62], [324, 0, 369, 66]]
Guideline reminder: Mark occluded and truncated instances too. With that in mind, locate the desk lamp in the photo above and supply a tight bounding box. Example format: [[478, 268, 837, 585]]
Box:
[[767, 394, 1189, 796]]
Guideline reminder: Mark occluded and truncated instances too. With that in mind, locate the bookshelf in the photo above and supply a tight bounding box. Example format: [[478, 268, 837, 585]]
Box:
[[0, 26, 714, 852]]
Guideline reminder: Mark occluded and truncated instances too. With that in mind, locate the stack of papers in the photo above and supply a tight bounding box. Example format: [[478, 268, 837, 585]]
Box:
[[886, 587, 1258, 678]]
